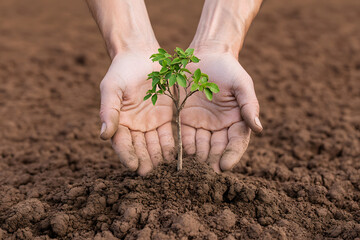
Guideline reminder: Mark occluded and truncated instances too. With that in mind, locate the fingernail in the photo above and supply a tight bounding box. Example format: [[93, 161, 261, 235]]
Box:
[[255, 117, 263, 129], [100, 122, 106, 135]]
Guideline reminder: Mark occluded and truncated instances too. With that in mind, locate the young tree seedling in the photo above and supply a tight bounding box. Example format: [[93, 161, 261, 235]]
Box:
[[144, 47, 219, 171]]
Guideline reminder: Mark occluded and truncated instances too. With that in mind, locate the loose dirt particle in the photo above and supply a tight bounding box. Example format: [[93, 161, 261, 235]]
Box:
[[50, 213, 69, 237], [214, 209, 237, 230]]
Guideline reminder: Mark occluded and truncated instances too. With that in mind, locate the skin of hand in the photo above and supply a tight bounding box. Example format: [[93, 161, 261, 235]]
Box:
[[182, 51, 262, 173], [182, 0, 263, 173], [100, 50, 175, 176], [86, 0, 175, 175]]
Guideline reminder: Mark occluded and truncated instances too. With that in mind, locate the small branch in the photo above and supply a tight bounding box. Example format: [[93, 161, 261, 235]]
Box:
[[164, 92, 176, 104], [186, 78, 193, 88], [186, 79, 193, 91], [177, 82, 180, 109], [179, 90, 198, 110], [166, 84, 175, 99]]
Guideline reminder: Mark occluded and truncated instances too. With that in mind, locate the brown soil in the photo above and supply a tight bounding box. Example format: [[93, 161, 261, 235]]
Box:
[[0, 0, 359, 239]]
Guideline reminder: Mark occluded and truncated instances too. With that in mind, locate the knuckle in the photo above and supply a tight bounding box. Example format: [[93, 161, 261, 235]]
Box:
[[241, 100, 260, 113], [99, 104, 119, 118]]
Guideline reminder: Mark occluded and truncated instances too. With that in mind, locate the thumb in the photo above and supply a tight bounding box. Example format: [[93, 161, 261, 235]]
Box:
[[234, 76, 263, 133], [99, 81, 121, 140]]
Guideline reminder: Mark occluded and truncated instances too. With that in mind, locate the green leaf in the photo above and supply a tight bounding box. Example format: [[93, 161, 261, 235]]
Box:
[[207, 82, 219, 93], [150, 53, 161, 59], [176, 74, 187, 87], [143, 94, 151, 101], [171, 58, 181, 65], [181, 59, 188, 67], [160, 67, 168, 74], [194, 69, 201, 83], [199, 85, 204, 91], [152, 54, 165, 61], [165, 72, 171, 79], [181, 68, 191, 74], [151, 94, 158, 105], [152, 77, 160, 88], [175, 47, 185, 55], [158, 48, 166, 54], [190, 56, 200, 63], [164, 58, 171, 66], [185, 48, 194, 56], [164, 53, 172, 58], [169, 74, 177, 86], [152, 84, 157, 92], [201, 73, 209, 78], [160, 60, 167, 67], [148, 71, 159, 77], [191, 83, 199, 91], [200, 76, 207, 84], [160, 58, 170, 67], [204, 88, 213, 100]]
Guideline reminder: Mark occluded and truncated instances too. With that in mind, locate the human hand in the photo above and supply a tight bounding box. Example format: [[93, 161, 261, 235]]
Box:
[[99, 50, 175, 176], [181, 51, 262, 173]]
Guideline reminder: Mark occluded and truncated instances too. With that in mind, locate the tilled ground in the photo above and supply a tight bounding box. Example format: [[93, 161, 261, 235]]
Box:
[[0, 0, 359, 239]]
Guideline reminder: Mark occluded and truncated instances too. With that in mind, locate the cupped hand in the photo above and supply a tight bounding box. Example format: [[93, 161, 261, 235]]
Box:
[[99, 50, 175, 176], [181, 51, 263, 173]]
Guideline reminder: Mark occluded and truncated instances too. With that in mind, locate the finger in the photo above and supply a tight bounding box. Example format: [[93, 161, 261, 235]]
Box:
[[195, 129, 211, 162], [220, 122, 251, 171], [208, 129, 228, 173], [131, 131, 153, 176], [234, 76, 263, 133], [99, 81, 122, 140], [111, 125, 138, 171], [145, 130, 163, 167], [157, 122, 176, 162], [181, 125, 196, 155]]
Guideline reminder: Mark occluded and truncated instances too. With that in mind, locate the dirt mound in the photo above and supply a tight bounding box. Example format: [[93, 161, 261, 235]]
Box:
[[1, 158, 359, 239], [0, 0, 360, 239]]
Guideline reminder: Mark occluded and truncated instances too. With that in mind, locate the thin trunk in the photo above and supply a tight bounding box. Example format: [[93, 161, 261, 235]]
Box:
[[176, 110, 182, 171]]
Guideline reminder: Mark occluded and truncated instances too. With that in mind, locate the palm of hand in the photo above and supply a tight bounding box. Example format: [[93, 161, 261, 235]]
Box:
[[108, 53, 173, 132], [181, 53, 260, 172], [182, 54, 245, 131], [100, 51, 174, 175]]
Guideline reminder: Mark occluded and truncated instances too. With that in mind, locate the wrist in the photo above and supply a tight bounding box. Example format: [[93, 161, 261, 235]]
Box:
[[87, 0, 160, 60], [190, 0, 248, 58], [191, 0, 262, 58], [189, 39, 243, 58], [106, 33, 159, 60]]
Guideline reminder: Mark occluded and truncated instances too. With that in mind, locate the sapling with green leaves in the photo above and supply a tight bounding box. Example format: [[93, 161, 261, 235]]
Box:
[[144, 47, 219, 170]]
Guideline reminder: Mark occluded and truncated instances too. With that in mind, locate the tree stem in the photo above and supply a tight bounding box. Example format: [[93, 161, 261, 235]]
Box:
[[176, 110, 182, 171]]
